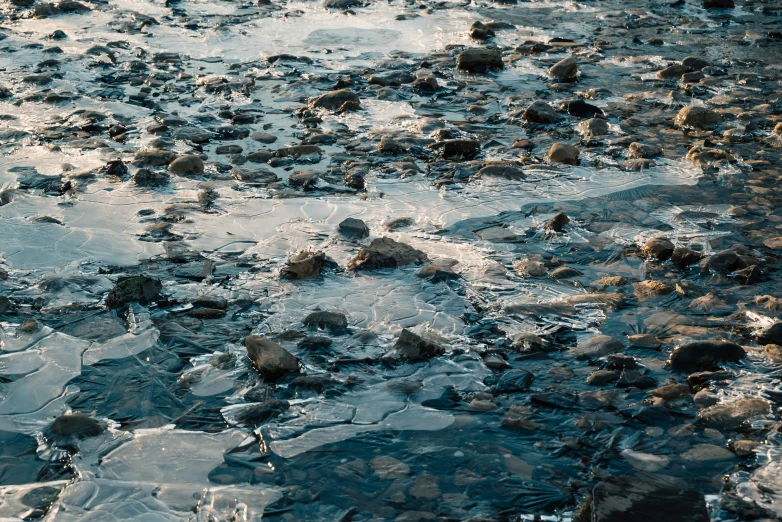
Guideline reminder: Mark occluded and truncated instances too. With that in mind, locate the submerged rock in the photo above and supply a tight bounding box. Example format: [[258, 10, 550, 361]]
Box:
[[568, 335, 623, 360], [697, 398, 770, 429], [757, 322, 782, 345], [590, 476, 708, 522], [280, 251, 327, 279], [348, 238, 429, 270], [48, 413, 104, 439], [303, 311, 348, 330], [668, 340, 746, 371], [386, 329, 446, 361], [105, 276, 161, 308], [245, 335, 299, 377]]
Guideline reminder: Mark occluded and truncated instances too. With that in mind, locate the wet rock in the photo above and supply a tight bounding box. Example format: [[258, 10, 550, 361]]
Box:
[[18, 318, 40, 333], [687, 370, 734, 387], [48, 413, 104, 439], [303, 311, 348, 330], [234, 400, 290, 426], [641, 237, 675, 261], [105, 276, 161, 308], [671, 247, 703, 268], [280, 251, 326, 279], [245, 335, 298, 377], [628, 333, 661, 350], [628, 142, 662, 159], [522, 101, 560, 124], [682, 56, 709, 70], [622, 159, 655, 171], [568, 334, 623, 360], [674, 106, 722, 128], [368, 70, 415, 86], [633, 280, 674, 300], [310, 89, 360, 112], [543, 212, 570, 232], [348, 237, 428, 270], [650, 383, 690, 401], [288, 170, 319, 190], [668, 340, 746, 371], [297, 336, 333, 351], [703, 0, 734, 7], [133, 168, 169, 187], [411, 73, 439, 92], [514, 259, 547, 276], [757, 322, 782, 345], [590, 476, 708, 522], [134, 149, 177, 167], [693, 390, 719, 408], [616, 370, 656, 389], [657, 64, 691, 80], [428, 139, 480, 160], [577, 118, 609, 136], [470, 21, 495, 40], [764, 344, 782, 361], [173, 127, 211, 144], [587, 370, 620, 386], [550, 266, 583, 279], [251, 132, 277, 144], [456, 48, 503, 73], [491, 369, 535, 393], [371, 455, 410, 479], [566, 99, 604, 118], [232, 167, 278, 185], [681, 444, 736, 463], [546, 143, 579, 165], [477, 163, 526, 179], [689, 293, 732, 314], [386, 329, 446, 361], [501, 405, 542, 430], [548, 56, 577, 80], [338, 217, 369, 239], [732, 440, 760, 458], [168, 154, 204, 175], [698, 398, 770, 429]]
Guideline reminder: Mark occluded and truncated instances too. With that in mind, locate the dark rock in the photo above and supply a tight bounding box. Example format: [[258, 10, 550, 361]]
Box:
[[411, 74, 439, 92], [310, 89, 360, 112], [245, 335, 299, 377], [168, 154, 204, 175], [587, 370, 620, 386], [348, 237, 428, 270], [338, 217, 370, 239], [133, 168, 169, 187], [428, 139, 480, 160], [703, 0, 733, 7], [48, 413, 104, 438], [567, 99, 604, 118], [668, 340, 746, 371], [671, 247, 702, 268], [303, 311, 348, 330], [477, 164, 526, 179], [544, 212, 570, 232], [568, 335, 624, 360], [387, 329, 445, 361], [757, 322, 782, 345], [616, 370, 656, 389], [297, 336, 333, 350], [522, 101, 561, 124], [280, 251, 326, 279], [234, 400, 289, 426], [492, 369, 535, 393], [641, 237, 675, 261], [456, 48, 503, 73], [591, 476, 708, 522], [697, 398, 769, 429], [470, 21, 495, 40], [105, 276, 161, 308]]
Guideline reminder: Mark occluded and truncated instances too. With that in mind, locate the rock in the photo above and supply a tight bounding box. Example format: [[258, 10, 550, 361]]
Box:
[[650, 383, 690, 401], [681, 71, 704, 83], [671, 247, 703, 268], [764, 344, 782, 361], [657, 64, 691, 80], [470, 21, 495, 40], [700, 249, 745, 274], [641, 237, 675, 261], [590, 476, 708, 522], [693, 390, 719, 408], [280, 251, 326, 279], [733, 440, 760, 458], [18, 318, 40, 333], [251, 131, 277, 144], [348, 237, 428, 270], [232, 167, 278, 185], [172, 127, 210, 144], [522, 101, 560, 123], [587, 370, 620, 386], [686, 145, 735, 166], [616, 370, 656, 389], [428, 139, 480, 160], [703, 0, 734, 7], [622, 159, 656, 171], [681, 56, 709, 70], [133, 168, 169, 187], [338, 217, 369, 239], [757, 322, 782, 345], [629, 142, 662, 158], [544, 211, 570, 232], [134, 149, 178, 167], [245, 335, 299, 377], [628, 333, 661, 350], [411, 73, 439, 92], [633, 280, 674, 300], [689, 293, 732, 314], [492, 369, 535, 393], [577, 118, 609, 136], [548, 56, 578, 80], [550, 266, 583, 279], [105, 276, 161, 308], [514, 259, 547, 276], [368, 70, 415, 86], [566, 99, 604, 118], [546, 143, 579, 165], [371, 456, 410, 479], [668, 340, 746, 371], [234, 400, 290, 426], [620, 449, 671, 473], [501, 405, 542, 430], [310, 89, 360, 112], [288, 170, 319, 190], [456, 48, 503, 73], [477, 163, 526, 179], [674, 106, 722, 128], [387, 329, 446, 361], [687, 370, 734, 387], [48, 413, 104, 438], [168, 154, 204, 175], [697, 398, 770, 429], [568, 334, 624, 360], [592, 276, 627, 288], [681, 444, 736, 463], [303, 311, 348, 330]]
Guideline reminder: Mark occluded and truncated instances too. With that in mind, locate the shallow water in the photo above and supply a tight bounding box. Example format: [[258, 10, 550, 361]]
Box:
[[0, 0, 781, 520]]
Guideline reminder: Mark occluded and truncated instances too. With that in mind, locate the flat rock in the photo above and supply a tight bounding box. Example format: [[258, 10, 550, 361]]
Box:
[[568, 334, 623, 360], [348, 237, 428, 270]]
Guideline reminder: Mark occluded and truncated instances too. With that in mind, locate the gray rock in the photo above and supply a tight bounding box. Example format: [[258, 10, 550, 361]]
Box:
[[456, 48, 503, 73], [568, 335, 623, 360], [105, 276, 161, 308], [338, 217, 370, 239], [348, 237, 429, 270], [303, 311, 348, 330], [591, 476, 708, 522], [245, 335, 299, 377], [310, 89, 360, 112], [668, 340, 746, 371], [387, 329, 445, 361], [522, 101, 560, 124], [697, 398, 770, 429], [757, 322, 782, 345], [168, 154, 204, 175], [547, 56, 577, 80]]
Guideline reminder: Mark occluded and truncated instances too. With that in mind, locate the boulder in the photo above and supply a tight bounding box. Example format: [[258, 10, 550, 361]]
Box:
[[168, 154, 204, 175], [548, 56, 578, 80], [522, 101, 560, 123], [338, 217, 370, 239], [674, 106, 722, 128]]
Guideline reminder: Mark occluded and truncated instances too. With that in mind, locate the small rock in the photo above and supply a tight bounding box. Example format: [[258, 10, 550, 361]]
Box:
[[548, 56, 577, 80], [641, 237, 674, 261], [577, 118, 609, 136], [387, 329, 446, 361], [303, 310, 348, 330], [245, 335, 299, 377], [757, 322, 782, 345], [546, 143, 579, 165], [338, 217, 369, 239], [587, 370, 620, 386], [348, 237, 428, 270], [469, 21, 495, 40], [522, 101, 560, 123], [310, 89, 360, 112], [650, 383, 690, 400], [544, 211, 570, 232], [697, 398, 770, 429], [48, 413, 104, 438], [681, 444, 736, 463], [280, 251, 326, 279], [590, 476, 708, 522], [657, 64, 691, 80], [628, 333, 661, 349], [371, 456, 410, 479], [633, 280, 674, 300], [456, 48, 503, 73], [693, 390, 719, 408], [105, 276, 161, 308], [628, 142, 662, 159], [674, 106, 722, 128], [168, 154, 204, 175], [568, 334, 624, 360]]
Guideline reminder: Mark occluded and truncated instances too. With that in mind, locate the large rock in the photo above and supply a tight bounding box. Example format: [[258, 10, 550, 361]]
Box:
[[105, 276, 161, 308], [547, 56, 577, 80], [567, 334, 623, 360], [348, 237, 429, 270], [590, 476, 708, 522], [168, 154, 204, 175], [522, 101, 560, 124], [546, 143, 579, 165], [697, 398, 770, 429], [386, 329, 445, 361], [668, 340, 746, 371], [757, 322, 782, 345], [280, 251, 326, 279], [641, 237, 674, 261], [456, 48, 503, 73], [674, 106, 722, 128], [245, 335, 299, 377], [310, 89, 360, 112]]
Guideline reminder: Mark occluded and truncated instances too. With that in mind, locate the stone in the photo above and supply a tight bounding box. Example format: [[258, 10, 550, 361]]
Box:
[[628, 333, 661, 350], [245, 335, 298, 377], [590, 476, 708, 522], [764, 344, 782, 361], [671, 247, 702, 268], [280, 251, 326, 279], [338, 217, 369, 239], [48, 413, 104, 438], [168, 154, 204, 175], [587, 370, 620, 386], [456, 48, 503, 73], [172, 127, 210, 143], [251, 131, 277, 144], [303, 311, 348, 330], [514, 259, 547, 277], [310, 89, 360, 112], [288, 170, 319, 190], [633, 280, 674, 300], [689, 293, 732, 314], [105, 276, 161, 308], [568, 335, 623, 360], [368, 70, 415, 86], [650, 383, 690, 401], [550, 266, 583, 279], [492, 369, 535, 393], [428, 139, 480, 159], [522, 101, 560, 123], [469, 21, 495, 40], [622, 159, 656, 171], [544, 211, 570, 232], [371, 455, 410, 479], [758, 322, 782, 345], [411, 73, 439, 92], [693, 390, 719, 408], [703, 0, 734, 7], [387, 329, 446, 361], [620, 449, 670, 473], [577, 118, 609, 136], [668, 340, 746, 371], [234, 400, 290, 426], [674, 106, 722, 128], [477, 164, 526, 179], [657, 64, 691, 80], [616, 370, 656, 389], [628, 142, 662, 158], [133, 168, 169, 187], [548, 56, 577, 80], [134, 149, 178, 167], [681, 444, 736, 463], [348, 237, 428, 270], [641, 237, 674, 261], [681, 56, 709, 70], [733, 440, 760, 457], [697, 398, 770, 429], [546, 143, 579, 165]]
